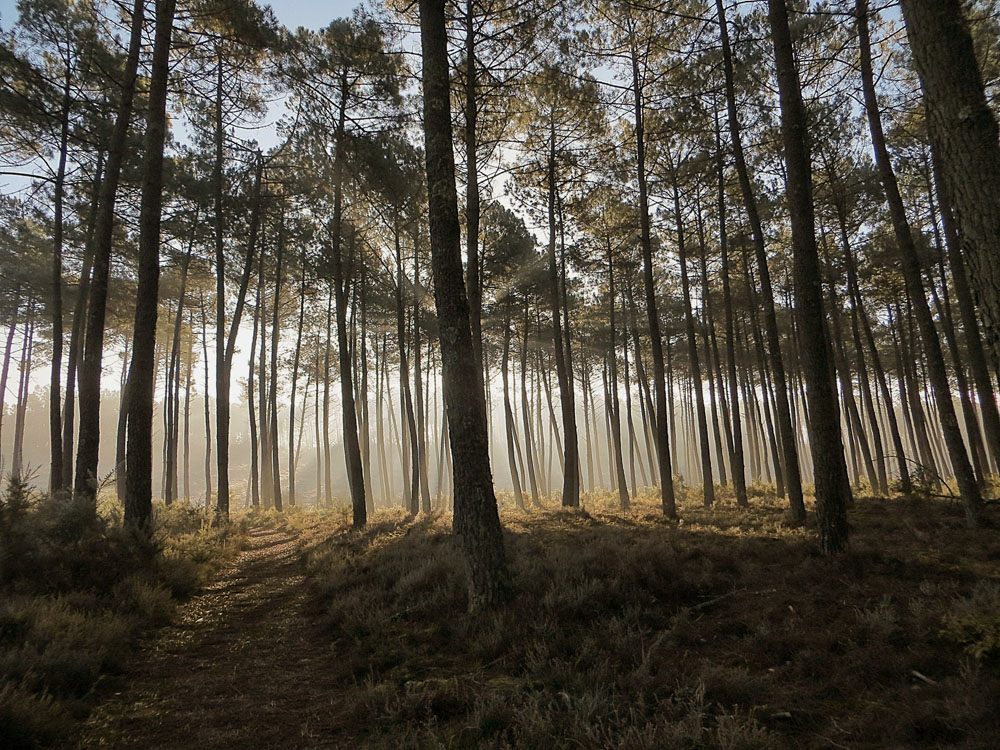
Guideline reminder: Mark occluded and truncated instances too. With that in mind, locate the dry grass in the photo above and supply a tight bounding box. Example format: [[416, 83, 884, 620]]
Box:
[[299, 488, 1000, 749], [0, 480, 247, 749]]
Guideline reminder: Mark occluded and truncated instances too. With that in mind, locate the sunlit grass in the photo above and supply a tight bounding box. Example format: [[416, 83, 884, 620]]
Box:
[[298, 490, 1000, 749]]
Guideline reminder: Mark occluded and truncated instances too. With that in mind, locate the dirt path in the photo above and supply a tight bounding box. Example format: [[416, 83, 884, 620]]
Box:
[[79, 525, 347, 749]]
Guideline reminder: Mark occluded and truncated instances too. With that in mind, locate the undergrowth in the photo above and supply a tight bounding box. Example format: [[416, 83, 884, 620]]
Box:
[[0, 478, 246, 749], [300, 490, 1000, 749]]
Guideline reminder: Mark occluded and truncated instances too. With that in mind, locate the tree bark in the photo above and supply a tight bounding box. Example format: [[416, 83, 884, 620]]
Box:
[[269, 217, 284, 511], [74, 0, 144, 502], [858, 0, 981, 525], [674, 184, 715, 506], [630, 40, 676, 517], [49, 69, 71, 494], [932, 146, 1000, 474], [607, 248, 629, 510], [717, 0, 803, 521], [768, 0, 850, 550], [122, 0, 175, 529], [419, 0, 509, 610], [899, 0, 1000, 367]]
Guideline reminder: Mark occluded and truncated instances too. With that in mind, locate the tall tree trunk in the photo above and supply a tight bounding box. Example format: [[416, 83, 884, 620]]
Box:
[[122, 0, 175, 530], [164, 243, 192, 505], [183, 330, 191, 503], [200, 293, 213, 508], [717, 0, 804, 521], [288, 264, 305, 507], [257, 250, 272, 509], [716, 122, 747, 505], [695, 199, 731, 487], [898, 0, 1000, 365], [858, 0, 981, 525], [49, 70, 72, 494], [216, 146, 262, 519], [12, 311, 35, 479], [412, 237, 431, 512], [544, 120, 580, 507], [768, 0, 850, 550], [608, 249, 630, 510], [464, 0, 483, 373], [501, 306, 525, 510], [0, 305, 19, 476], [419, 0, 509, 610], [75, 0, 144, 502], [359, 265, 374, 515], [932, 146, 1000, 474], [269, 218, 284, 511], [331, 82, 366, 527], [62, 153, 104, 489], [630, 41, 676, 517], [674, 183, 715, 506], [520, 312, 541, 506], [394, 219, 420, 514], [323, 291, 333, 507]]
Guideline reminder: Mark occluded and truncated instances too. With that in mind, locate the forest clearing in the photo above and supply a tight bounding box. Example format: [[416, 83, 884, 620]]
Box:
[[4, 0, 1000, 745]]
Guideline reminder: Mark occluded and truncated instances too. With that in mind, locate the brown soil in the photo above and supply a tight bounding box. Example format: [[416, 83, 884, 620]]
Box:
[[78, 524, 345, 749]]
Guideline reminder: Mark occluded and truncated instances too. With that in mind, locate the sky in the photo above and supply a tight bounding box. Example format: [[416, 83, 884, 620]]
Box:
[[0, 0, 361, 34]]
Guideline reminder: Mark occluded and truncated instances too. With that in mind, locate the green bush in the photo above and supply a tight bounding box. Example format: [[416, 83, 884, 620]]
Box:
[[942, 582, 1000, 661]]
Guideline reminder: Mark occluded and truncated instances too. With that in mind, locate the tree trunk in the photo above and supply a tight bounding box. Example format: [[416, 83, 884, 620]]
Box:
[[544, 121, 580, 508], [200, 293, 213, 508], [717, 0, 804, 521], [674, 184, 715, 506], [330, 84, 366, 527], [49, 70, 72, 494], [0, 305, 19, 476], [464, 0, 484, 373], [520, 312, 541, 506], [62, 153, 104, 489], [899, 0, 1000, 366], [412, 237, 431, 512], [269, 218, 284, 511], [12, 312, 35, 479], [630, 43, 675, 516], [419, 0, 509, 610], [164, 243, 192, 505], [768, 0, 850, 550], [257, 249, 272, 509], [394, 219, 420, 513], [216, 146, 262, 519], [288, 264, 305, 507], [75, 0, 144, 502], [501, 306, 525, 510], [607, 250, 630, 510], [716, 122, 747, 505], [248, 284, 261, 509], [122, 0, 175, 530], [858, 0, 981, 525], [932, 146, 1000, 474]]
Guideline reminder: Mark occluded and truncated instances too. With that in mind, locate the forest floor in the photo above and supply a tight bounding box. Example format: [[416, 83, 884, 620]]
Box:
[[75, 489, 1000, 749], [78, 521, 348, 748]]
